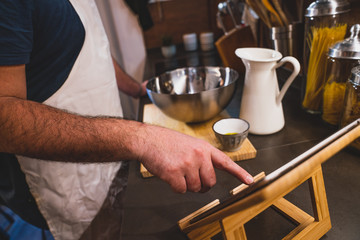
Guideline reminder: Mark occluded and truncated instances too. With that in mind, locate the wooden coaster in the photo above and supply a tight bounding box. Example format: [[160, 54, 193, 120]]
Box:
[[140, 104, 257, 178]]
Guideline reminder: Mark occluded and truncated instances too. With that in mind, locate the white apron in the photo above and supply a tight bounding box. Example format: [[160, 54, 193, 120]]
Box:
[[16, 0, 123, 239], [95, 0, 146, 120]]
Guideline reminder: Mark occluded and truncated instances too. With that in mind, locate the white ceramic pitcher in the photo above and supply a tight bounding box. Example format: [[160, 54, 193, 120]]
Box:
[[235, 48, 300, 135]]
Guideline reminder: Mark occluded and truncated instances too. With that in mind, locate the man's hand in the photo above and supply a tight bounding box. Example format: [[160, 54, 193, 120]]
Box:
[[136, 124, 254, 193]]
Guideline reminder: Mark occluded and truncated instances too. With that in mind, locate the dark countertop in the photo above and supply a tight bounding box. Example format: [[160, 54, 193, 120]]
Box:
[[121, 47, 360, 240]]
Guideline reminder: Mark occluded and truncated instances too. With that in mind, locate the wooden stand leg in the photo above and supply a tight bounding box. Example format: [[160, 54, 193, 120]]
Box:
[[221, 223, 247, 240], [179, 166, 332, 240], [286, 166, 331, 240], [272, 198, 315, 240], [271, 166, 331, 240]]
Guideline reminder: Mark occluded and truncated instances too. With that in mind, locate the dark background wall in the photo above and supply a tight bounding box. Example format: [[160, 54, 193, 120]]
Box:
[[142, 0, 360, 49]]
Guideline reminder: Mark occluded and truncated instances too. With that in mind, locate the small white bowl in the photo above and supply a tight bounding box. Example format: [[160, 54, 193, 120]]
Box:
[[213, 118, 250, 152]]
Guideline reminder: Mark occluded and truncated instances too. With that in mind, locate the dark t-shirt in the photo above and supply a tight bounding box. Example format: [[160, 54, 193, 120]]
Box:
[[0, 0, 85, 229]]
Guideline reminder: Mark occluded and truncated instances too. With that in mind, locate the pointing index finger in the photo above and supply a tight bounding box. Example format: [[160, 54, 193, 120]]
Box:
[[211, 149, 254, 185]]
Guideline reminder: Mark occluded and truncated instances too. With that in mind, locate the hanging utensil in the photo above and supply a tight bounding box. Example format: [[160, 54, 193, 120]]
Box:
[[217, 2, 231, 34], [218, 1, 228, 15], [217, 11, 228, 34], [156, 0, 163, 21], [261, 0, 284, 26], [270, 0, 289, 26], [217, 1, 243, 31], [215, 1, 257, 73], [245, 0, 272, 28], [226, 0, 244, 29]]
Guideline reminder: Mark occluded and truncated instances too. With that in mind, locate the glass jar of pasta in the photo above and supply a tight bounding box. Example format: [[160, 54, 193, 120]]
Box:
[[340, 65, 360, 151], [322, 24, 360, 125], [302, 0, 350, 114]]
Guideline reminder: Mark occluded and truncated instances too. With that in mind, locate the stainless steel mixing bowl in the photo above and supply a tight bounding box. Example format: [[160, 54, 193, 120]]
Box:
[[146, 66, 239, 123]]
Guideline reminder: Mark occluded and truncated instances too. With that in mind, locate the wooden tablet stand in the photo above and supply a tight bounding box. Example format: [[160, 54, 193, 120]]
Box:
[[179, 120, 360, 240]]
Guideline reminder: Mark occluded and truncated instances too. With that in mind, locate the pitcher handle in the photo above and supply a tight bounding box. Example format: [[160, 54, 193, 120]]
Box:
[[274, 56, 300, 104]]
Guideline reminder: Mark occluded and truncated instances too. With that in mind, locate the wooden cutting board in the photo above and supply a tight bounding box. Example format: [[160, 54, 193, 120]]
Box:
[[140, 104, 257, 178]]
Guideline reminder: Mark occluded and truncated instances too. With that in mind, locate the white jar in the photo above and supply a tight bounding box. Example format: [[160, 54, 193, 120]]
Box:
[[183, 33, 198, 51], [200, 32, 214, 51]]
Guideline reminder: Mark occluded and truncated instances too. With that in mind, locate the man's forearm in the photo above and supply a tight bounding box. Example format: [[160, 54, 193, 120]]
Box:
[[0, 97, 144, 162], [0, 96, 254, 192]]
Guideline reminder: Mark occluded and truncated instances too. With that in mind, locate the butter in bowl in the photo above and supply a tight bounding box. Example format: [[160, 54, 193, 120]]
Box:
[[213, 118, 250, 152]]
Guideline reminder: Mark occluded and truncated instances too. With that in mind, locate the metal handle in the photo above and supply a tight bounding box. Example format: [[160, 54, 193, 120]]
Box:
[[216, 11, 228, 35]]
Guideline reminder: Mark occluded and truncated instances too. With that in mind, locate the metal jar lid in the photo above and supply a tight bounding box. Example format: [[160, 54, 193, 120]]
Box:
[[328, 24, 360, 59], [305, 0, 350, 17], [349, 65, 360, 85]]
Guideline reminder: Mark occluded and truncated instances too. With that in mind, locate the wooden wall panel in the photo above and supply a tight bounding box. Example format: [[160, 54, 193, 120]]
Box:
[[143, 0, 223, 49]]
